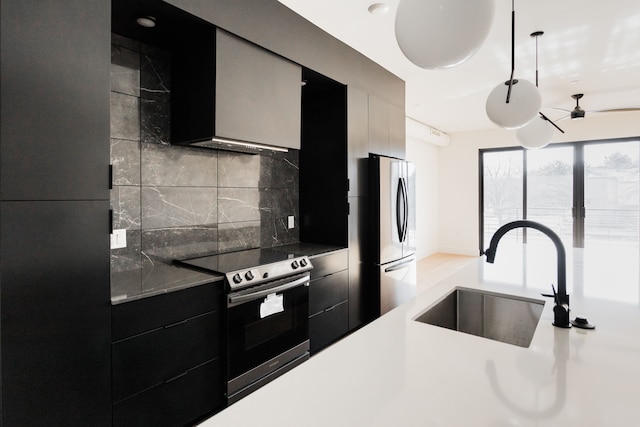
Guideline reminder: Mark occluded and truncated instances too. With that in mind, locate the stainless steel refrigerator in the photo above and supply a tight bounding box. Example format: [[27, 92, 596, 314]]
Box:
[[370, 154, 417, 316]]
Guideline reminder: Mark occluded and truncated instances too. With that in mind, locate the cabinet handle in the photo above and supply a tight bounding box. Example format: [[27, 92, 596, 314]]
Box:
[[164, 319, 188, 329], [109, 164, 113, 190], [164, 371, 188, 384], [324, 302, 343, 313]]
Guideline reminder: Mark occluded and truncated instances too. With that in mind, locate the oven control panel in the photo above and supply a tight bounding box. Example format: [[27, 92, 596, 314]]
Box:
[[226, 256, 313, 290]]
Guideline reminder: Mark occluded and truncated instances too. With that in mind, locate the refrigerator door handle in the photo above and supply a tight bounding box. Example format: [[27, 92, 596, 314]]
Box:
[[396, 178, 404, 241], [384, 256, 415, 272], [401, 177, 408, 242]]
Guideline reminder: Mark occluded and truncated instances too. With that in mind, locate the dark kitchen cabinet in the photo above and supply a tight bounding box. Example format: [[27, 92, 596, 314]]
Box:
[[112, 311, 221, 402], [0, 0, 110, 201], [113, 359, 221, 427], [309, 250, 349, 354], [389, 102, 406, 159], [111, 283, 225, 426], [347, 86, 369, 198], [348, 195, 372, 328], [0, 201, 111, 426], [368, 95, 391, 157], [310, 249, 349, 281], [346, 86, 371, 330], [368, 94, 406, 159], [0, 0, 112, 425], [309, 301, 349, 354], [111, 281, 223, 341]]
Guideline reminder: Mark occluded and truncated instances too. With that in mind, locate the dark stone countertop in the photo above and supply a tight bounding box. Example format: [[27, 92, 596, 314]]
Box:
[[111, 262, 223, 305], [110, 242, 346, 305], [271, 242, 347, 257]]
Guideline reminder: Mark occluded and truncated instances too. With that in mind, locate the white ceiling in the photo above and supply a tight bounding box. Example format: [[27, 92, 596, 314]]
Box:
[[277, 0, 640, 134]]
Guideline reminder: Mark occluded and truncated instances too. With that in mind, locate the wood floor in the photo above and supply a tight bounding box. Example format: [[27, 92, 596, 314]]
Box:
[[416, 253, 478, 294]]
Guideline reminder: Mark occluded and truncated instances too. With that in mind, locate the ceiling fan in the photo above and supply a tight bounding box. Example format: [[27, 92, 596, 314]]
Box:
[[550, 93, 640, 121]]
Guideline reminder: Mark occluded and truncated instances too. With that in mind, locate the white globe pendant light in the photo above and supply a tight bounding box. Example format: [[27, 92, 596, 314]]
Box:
[[516, 115, 554, 149], [395, 0, 495, 69], [486, 79, 541, 129], [485, 1, 541, 129]]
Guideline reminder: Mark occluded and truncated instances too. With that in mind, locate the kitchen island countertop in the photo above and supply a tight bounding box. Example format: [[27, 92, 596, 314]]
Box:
[[200, 245, 640, 425]]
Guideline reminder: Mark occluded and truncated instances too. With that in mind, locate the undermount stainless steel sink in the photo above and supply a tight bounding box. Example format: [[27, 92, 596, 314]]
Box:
[[414, 287, 545, 348]]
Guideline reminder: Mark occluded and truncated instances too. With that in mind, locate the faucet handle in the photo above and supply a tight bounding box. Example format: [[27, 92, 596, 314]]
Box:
[[551, 284, 560, 306], [540, 284, 559, 302], [541, 284, 570, 306]]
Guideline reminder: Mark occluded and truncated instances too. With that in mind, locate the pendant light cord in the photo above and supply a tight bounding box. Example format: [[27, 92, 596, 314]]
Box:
[[506, 0, 515, 103], [531, 30, 565, 134], [535, 33, 539, 87]]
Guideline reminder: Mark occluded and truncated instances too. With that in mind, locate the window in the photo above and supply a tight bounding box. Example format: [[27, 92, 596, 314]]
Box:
[[481, 149, 523, 247], [480, 138, 640, 303], [481, 138, 639, 250]]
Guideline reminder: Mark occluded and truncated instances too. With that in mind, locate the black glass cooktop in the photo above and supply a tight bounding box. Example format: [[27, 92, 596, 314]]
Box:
[[175, 247, 299, 275]]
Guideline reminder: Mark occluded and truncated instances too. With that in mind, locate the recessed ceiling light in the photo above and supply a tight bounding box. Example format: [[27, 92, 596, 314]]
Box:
[[368, 3, 389, 15], [136, 16, 156, 28]]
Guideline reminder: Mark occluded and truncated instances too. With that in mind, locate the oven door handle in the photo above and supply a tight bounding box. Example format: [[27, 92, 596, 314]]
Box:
[[228, 275, 309, 306]]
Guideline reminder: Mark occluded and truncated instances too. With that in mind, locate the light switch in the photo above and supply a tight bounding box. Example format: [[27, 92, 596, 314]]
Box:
[[288, 215, 295, 229], [110, 229, 127, 249]]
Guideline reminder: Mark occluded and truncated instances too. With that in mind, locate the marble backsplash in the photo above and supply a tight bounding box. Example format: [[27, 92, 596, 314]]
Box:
[[110, 34, 299, 275]]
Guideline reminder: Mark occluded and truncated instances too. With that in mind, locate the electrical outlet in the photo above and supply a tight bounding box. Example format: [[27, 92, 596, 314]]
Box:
[[288, 215, 295, 229], [110, 229, 127, 249]]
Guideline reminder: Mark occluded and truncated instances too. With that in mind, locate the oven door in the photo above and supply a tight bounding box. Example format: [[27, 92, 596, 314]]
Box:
[[226, 272, 310, 400]]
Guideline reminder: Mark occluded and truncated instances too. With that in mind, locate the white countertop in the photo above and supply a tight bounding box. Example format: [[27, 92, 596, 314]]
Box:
[[200, 244, 640, 426]]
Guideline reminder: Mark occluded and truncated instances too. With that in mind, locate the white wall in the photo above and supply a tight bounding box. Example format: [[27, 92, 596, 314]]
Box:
[[437, 112, 640, 255], [406, 138, 440, 260]]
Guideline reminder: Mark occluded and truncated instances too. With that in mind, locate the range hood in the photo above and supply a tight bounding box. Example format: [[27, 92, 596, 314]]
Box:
[[181, 137, 289, 155], [170, 28, 301, 155]]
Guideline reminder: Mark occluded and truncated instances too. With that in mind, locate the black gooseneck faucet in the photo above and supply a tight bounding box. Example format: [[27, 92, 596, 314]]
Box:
[[484, 220, 571, 328]]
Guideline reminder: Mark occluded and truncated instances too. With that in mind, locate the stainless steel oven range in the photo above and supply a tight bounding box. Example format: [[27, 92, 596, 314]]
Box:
[[176, 248, 313, 405]]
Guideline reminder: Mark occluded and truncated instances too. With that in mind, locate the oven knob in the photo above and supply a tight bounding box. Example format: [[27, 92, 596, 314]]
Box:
[[300, 258, 308, 267], [291, 260, 299, 269], [232, 273, 242, 284], [245, 271, 254, 281], [263, 272, 269, 279]]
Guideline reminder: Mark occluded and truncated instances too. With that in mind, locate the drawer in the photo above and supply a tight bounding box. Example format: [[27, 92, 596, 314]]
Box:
[[310, 249, 348, 280], [112, 282, 222, 341], [113, 358, 223, 427], [309, 269, 348, 316], [113, 310, 221, 402], [309, 300, 349, 354]]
